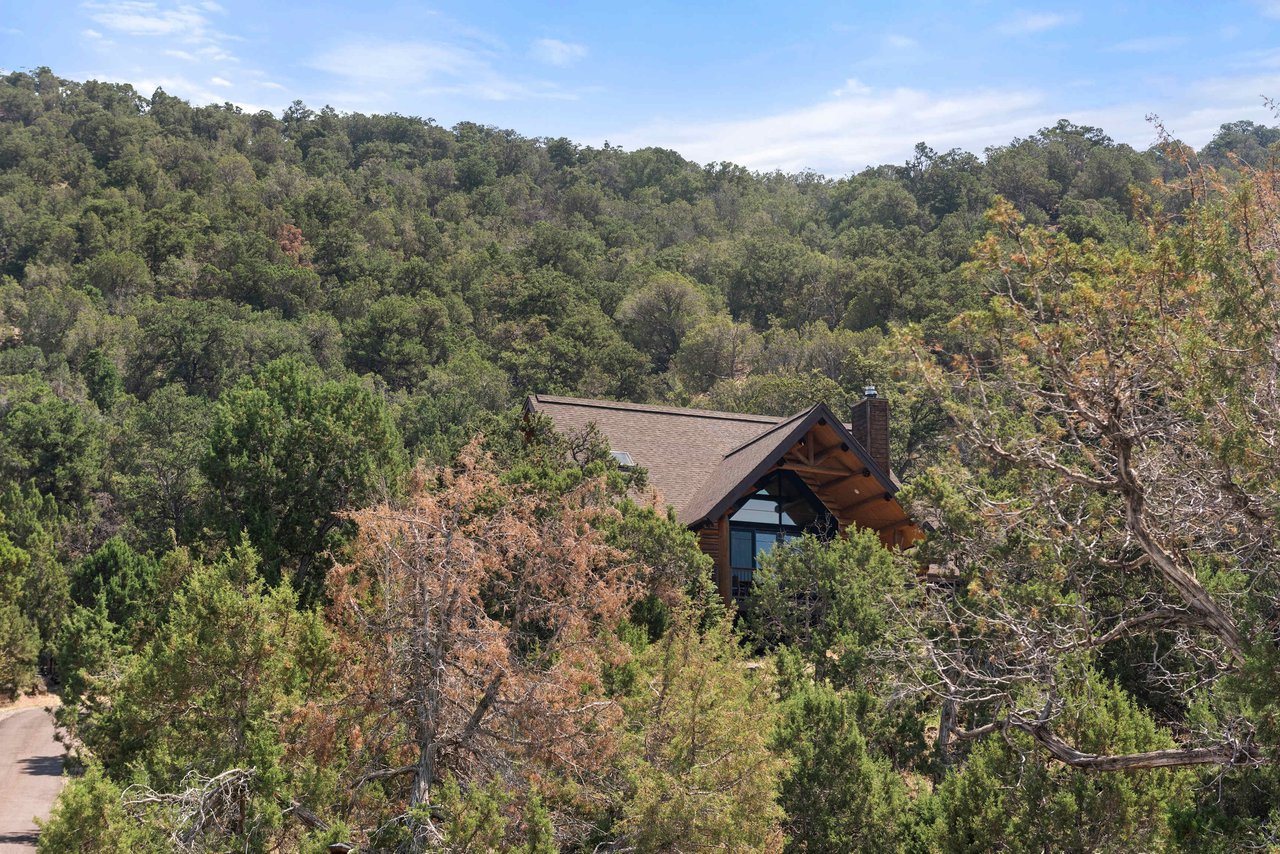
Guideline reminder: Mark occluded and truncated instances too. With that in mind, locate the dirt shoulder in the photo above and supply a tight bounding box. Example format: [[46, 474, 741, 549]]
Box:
[[0, 693, 60, 723]]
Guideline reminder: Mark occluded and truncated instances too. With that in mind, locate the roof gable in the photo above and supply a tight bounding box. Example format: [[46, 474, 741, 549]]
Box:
[[679, 402, 898, 525], [529, 393, 923, 551]]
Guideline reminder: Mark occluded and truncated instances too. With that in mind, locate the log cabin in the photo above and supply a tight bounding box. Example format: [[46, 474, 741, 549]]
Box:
[[526, 388, 924, 609]]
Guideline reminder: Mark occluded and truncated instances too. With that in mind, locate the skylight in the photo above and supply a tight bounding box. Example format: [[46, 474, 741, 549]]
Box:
[[610, 450, 635, 467]]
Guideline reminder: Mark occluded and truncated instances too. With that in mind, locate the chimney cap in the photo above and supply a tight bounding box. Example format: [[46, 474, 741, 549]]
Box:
[[863, 384, 878, 399]]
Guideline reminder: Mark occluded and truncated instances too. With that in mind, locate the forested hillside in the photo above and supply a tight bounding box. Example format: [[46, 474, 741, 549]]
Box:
[[4, 67, 1280, 852]]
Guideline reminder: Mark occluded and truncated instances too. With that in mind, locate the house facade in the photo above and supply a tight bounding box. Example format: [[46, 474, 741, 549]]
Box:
[[526, 390, 924, 608]]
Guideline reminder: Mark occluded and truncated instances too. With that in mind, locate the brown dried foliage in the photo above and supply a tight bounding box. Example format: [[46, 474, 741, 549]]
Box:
[[327, 440, 640, 841], [900, 147, 1280, 772], [276, 223, 308, 265]]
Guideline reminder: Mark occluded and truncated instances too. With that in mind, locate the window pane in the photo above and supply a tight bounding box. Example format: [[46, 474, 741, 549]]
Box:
[[775, 471, 836, 531], [731, 529, 754, 568], [755, 532, 778, 562], [731, 497, 779, 525]]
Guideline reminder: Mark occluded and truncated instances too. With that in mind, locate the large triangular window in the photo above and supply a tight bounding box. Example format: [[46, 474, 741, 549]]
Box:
[[728, 469, 835, 604]]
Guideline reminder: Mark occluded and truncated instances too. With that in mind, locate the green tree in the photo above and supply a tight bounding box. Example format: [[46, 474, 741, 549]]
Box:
[[37, 765, 168, 853], [673, 315, 760, 393], [748, 530, 909, 687], [775, 681, 909, 854], [0, 483, 70, 663], [54, 542, 336, 851], [615, 272, 710, 371], [203, 358, 404, 597], [346, 293, 456, 389], [112, 384, 211, 549], [0, 373, 104, 508], [70, 537, 161, 636], [616, 608, 785, 852], [932, 671, 1191, 854], [77, 249, 152, 308], [0, 529, 40, 697]]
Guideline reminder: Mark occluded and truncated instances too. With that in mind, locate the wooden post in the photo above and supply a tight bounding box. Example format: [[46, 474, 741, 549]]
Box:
[[716, 513, 731, 607]]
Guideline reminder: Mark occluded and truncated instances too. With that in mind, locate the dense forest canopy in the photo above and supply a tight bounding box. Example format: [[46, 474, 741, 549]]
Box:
[[5, 67, 1280, 851]]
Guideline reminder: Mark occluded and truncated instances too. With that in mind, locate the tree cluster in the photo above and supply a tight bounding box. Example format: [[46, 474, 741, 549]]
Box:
[[3, 67, 1280, 851]]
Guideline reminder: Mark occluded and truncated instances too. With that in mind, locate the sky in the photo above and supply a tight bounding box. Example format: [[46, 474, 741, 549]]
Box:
[[5, 1, 1280, 176]]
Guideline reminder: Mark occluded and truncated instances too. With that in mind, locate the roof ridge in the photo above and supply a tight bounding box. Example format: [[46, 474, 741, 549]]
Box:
[[529, 394, 785, 425], [721, 405, 818, 459]]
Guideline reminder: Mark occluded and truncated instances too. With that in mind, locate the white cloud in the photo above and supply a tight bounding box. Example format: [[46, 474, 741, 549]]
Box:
[[311, 40, 480, 86], [884, 34, 918, 50], [81, 2, 237, 62], [72, 0, 285, 111], [530, 38, 587, 67], [618, 82, 1049, 174], [996, 12, 1070, 36], [1153, 71, 1280, 141], [309, 38, 577, 104], [129, 73, 262, 109], [1108, 35, 1188, 53], [1254, 1, 1280, 18], [831, 78, 872, 97], [83, 1, 210, 37], [615, 71, 1280, 176]]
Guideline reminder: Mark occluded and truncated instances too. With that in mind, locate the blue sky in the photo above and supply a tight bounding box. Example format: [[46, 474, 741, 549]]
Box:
[[5, 1, 1280, 175]]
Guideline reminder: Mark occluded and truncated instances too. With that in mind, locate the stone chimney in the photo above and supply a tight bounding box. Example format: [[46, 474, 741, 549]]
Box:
[[850, 384, 890, 476]]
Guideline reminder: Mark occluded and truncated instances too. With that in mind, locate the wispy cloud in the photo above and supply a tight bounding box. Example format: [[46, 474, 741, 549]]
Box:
[[831, 78, 873, 97], [309, 38, 577, 105], [311, 40, 476, 86], [83, 1, 209, 37], [82, 1, 237, 61], [129, 72, 259, 109], [73, 1, 293, 112], [1108, 35, 1188, 53], [619, 81, 1049, 174], [619, 66, 1280, 176], [996, 12, 1071, 36], [1254, 1, 1280, 19], [531, 38, 587, 67], [884, 34, 918, 50]]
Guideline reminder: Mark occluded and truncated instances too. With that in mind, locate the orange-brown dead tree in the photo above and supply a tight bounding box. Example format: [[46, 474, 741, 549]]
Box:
[[328, 442, 640, 847]]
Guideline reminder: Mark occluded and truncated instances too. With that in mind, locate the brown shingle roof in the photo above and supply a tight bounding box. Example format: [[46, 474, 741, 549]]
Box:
[[679, 407, 817, 525], [526, 395, 900, 527], [526, 395, 786, 518]]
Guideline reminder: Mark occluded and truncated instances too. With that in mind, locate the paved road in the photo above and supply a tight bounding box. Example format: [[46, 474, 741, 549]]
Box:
[[0, 708, 64, 852]]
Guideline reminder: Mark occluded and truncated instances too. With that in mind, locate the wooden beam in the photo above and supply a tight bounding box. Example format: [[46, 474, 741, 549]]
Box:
[[716, 513, 731, 607], [876, 519, 912, 533], [780, 462, 853, 477], [820, 470, 871, 491], [811, 444, 849, 468], [837, 492, 893, 514], [778, 453, 849, 473]]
